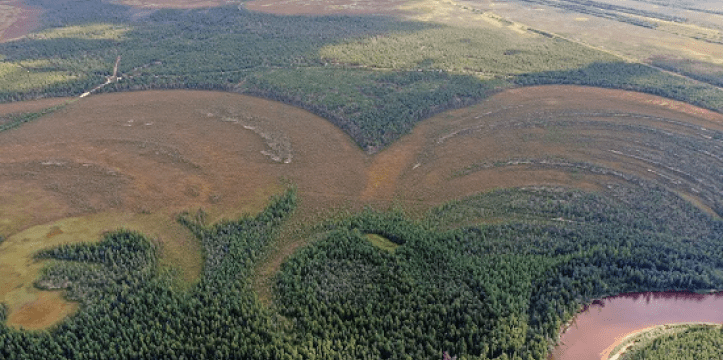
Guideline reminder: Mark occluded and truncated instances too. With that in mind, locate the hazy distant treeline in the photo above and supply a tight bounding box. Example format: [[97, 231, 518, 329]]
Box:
[[1, 1, 722, 150]]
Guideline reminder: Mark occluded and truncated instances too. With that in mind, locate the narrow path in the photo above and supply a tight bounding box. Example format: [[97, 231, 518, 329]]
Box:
[[80, 55, 121, 98], [112, 55, 120, 79]]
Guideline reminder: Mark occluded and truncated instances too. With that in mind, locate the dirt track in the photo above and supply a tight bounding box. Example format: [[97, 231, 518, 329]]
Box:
[[1, 86, 722, 328]]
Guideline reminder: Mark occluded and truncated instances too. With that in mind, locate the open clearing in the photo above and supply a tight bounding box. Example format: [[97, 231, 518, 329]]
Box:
[[1, 86, 722, 328]]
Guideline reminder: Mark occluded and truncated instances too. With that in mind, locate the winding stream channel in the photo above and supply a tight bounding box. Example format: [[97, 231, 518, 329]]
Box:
[[550, 292, 723, 360]]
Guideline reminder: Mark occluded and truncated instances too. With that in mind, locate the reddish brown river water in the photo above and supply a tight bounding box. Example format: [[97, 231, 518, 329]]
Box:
[[550, 292, 723, 360]]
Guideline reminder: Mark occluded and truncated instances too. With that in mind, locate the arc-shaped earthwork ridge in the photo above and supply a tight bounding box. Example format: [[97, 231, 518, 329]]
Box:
[[1, 85, 722, 329]]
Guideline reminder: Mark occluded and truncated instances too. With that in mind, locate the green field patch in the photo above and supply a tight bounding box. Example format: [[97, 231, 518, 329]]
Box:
[[0, 62, 76, 93], [25, 24, 130, 41], [319, 26, 619, 76], [0, 216, 109, 329], [364, 233, 399, 253]]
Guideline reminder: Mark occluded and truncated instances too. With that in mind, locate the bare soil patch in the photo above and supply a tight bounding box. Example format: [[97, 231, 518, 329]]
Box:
[[2, 85, 721, 325], [0, 0, 42, 42]]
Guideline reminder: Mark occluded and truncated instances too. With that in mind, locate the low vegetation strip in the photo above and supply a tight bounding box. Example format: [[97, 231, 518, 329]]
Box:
[[0, 102, 66, 132], [514, 62, 723, 112], [648, 56, 723, 88], [513, 0, 678, 29]]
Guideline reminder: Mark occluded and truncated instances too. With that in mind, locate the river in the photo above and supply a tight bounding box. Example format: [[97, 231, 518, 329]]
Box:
[[550, 291, 723, 360]]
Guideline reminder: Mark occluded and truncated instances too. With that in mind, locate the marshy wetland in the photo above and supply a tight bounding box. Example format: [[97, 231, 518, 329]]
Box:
[[1, 0, 723, 359]]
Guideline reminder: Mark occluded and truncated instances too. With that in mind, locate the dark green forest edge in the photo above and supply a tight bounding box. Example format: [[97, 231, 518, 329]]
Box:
[[1, 0, 723, 150], [0, 103, 66, 132], [2, 182, 723, 359]]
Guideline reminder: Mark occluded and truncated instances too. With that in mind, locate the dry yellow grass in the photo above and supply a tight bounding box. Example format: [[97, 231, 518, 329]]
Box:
[[26, 24, 130, 40]]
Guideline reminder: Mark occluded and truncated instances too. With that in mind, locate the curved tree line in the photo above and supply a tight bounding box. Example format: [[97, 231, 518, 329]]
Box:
[[1, 1, 722, 150], [1, 180, 722, 359]]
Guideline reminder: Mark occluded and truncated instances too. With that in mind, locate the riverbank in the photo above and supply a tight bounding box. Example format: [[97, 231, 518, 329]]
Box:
[[607, 323, 723, 360], [551, 292, 723, 360]]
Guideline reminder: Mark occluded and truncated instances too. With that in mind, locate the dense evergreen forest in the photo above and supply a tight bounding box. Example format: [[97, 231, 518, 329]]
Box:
[[1, 189, 298, 359], [276, 183, 723, 359], [1, 0, 722, 150], [2, 181, 722, 359]]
